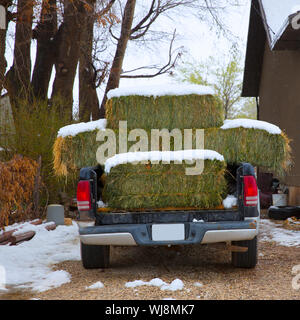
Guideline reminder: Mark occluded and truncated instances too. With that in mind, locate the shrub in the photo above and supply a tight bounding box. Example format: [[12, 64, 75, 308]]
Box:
[[0, 155, 38, 228], [0, 98, 77, 209]]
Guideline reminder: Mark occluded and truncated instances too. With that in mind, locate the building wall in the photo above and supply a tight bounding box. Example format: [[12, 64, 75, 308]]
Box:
[[259, 43, 300, 187]]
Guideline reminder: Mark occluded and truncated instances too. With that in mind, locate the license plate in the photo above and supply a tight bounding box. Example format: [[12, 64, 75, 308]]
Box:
[[152, 224, 185, 241]]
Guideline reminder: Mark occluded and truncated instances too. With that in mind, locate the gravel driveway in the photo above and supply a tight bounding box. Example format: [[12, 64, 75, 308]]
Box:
[[1, 219, 299, 300]]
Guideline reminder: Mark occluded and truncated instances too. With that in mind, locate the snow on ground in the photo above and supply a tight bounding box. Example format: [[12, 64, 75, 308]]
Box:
[[107, 84, 214, 99], [3, 220, 55, 236], [259, 219, 300, 247], [0, 217, 299, 294], [86, 281, 104, 290], [193, 282, 203, 288], [125, 278, 184, 292], [104, 149, 224, 173], [221, 119, 282, 135], [57, 119, 107, 138], [0, 222, 80, 292]]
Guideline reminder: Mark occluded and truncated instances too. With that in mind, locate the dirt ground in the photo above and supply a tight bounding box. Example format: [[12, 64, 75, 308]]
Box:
[[1, 217, 299, 301]]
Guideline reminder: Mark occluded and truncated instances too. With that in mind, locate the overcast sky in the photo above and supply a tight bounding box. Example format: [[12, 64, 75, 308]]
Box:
[[4, 1, 251, 107]]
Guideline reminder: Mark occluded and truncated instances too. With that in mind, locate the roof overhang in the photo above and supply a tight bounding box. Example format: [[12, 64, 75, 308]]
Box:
[[242, 0, 266, 97], [272, 11, 300, 50], [242, 1, 300, 97]]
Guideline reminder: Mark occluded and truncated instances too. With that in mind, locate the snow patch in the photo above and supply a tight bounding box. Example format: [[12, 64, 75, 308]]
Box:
[[97, 200, 107, 208], [57, 119, 107, 138], [223, 195, 237, 209], [193, 219, 205, 223], [0, 222, 80, 292], [193, 282, 203, 288], [104, 149, 224, 173], [107, 84, 214, 99], [259, 219, 300, 247], [125, 278, 184, 291], [11, 221, 55, 236], [221, 119, 281, 135], [161, 279, 184, 292], [86, 281, 104, 290], [33, 270, 71, 293]]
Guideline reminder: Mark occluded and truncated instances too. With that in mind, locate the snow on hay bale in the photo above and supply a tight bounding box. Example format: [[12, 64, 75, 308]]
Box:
[[102, 150, 227, 210], [105, 84, 223, 130], [205, 122, 292, 176], [53, 119, 107, 176], [53, 123, 291, 177]]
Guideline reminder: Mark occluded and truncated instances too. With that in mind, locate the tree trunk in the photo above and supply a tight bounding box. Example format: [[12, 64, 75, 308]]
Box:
[[99, 0, 136, 118], [79, 0, 100, 121], [0, 1, 12, 93], [5, 0, 33, 102], [51, 0, 85, 120], [31, 0, 57, 100]]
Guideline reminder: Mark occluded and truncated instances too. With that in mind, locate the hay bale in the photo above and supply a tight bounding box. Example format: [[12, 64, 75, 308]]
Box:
[[102, 151, 227, 210], [53, 126, 291, 177], [204, 127, 291, 176], [53, 131, 99, 176], [106, 94, 223, 130]]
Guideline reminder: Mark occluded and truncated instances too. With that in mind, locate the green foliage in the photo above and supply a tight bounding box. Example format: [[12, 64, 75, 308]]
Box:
[[0, 98, 77, 205], [233, 98, 257, 120]]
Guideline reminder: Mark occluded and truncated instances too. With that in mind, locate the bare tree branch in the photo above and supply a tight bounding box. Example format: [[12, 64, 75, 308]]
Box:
[[121, 29, 181, 78]]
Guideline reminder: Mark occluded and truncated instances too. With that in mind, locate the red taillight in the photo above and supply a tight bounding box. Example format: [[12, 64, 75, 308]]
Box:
[[77, 180, 91, 211], [243, 176, 258, 206]]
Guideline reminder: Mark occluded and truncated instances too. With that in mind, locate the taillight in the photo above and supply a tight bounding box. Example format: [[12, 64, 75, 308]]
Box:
[[77, 180, 91, 211], [243, 176, 258, 206]]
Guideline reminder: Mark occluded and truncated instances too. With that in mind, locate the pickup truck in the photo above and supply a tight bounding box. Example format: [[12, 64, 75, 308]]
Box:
[[76, 162, 260, 269]]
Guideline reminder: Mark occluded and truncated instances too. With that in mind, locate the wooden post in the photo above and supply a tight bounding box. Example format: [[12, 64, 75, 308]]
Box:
[[289, 186, 300, 206], [33, 155, 42, 218]]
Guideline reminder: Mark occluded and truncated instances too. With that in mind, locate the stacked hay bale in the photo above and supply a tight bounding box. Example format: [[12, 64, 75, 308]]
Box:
[[106, 93, 223, 130], [101, 85, 227, 209], [102, 150, 227, 210], [53, 119, 106, 176], [53, 84, 292, 210], [53, 123, 291, 180]]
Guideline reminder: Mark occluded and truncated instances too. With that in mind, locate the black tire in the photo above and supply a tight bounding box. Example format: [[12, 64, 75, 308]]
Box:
[[231, 236, 257, 268], [268, 206, 300, 220], [81, 242, 110, 269]]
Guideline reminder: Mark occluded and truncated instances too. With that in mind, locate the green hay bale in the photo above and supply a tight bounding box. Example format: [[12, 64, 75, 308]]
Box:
[[53, 126, 291, 177], [204, 128, 291, 176], [106, 94, 223, 130], [103, 160, 227, 210]]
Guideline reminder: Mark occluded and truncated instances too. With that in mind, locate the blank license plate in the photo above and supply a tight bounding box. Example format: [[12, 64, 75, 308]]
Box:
[[152, 224, 185, 241]]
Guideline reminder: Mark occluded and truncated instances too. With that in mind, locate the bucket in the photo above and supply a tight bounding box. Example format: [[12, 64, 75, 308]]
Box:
[[47, 204, 65, 225], [272, 194, 288, 207]]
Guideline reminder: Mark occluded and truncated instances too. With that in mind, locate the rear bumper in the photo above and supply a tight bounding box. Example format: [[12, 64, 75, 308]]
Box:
[[79, 219, 259, 246]]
